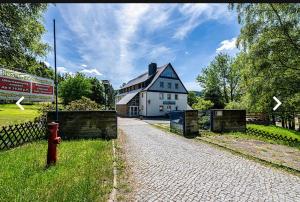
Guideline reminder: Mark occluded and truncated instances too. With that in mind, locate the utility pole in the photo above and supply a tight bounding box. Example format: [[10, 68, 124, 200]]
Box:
[[54, 19, 58, 122]]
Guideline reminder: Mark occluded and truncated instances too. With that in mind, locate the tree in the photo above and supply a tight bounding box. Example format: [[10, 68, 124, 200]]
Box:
[[0, 4, 50, 77], [187, 91, 198, 107], [89, 77, 106, 105], [192, 97, 214, 111], [59, 73, 92, 105], [196, 53, 241, 108], [229, 3, 300, 129], [103, 83, 115, 109]]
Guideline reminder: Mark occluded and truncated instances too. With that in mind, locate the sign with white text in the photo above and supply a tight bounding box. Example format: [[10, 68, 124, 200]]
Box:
[[0, 68, 54, 102]]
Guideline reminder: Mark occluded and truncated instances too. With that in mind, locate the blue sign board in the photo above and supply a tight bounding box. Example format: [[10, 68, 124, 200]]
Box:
[[163, 101, 176, 105]]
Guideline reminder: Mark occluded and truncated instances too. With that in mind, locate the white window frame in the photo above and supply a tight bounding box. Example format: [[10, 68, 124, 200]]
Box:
[[167, 93, 171, 100]]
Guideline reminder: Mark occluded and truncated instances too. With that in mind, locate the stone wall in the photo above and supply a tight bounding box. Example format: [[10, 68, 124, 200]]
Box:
[[170, 110, 198, 137], [210, 109, 246, 133], [184, 110, 199, 137], [47, 111, 117, 139]]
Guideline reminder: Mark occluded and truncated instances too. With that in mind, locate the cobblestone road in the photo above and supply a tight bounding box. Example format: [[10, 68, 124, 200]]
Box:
[[119, 118, 300, 202]]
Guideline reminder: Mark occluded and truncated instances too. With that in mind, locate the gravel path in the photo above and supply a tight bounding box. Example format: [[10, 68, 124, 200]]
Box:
[[118, 118, 300, 202]]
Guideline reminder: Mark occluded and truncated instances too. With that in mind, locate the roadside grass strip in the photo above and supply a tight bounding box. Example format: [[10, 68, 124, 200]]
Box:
[[0, 140, 113, 201]]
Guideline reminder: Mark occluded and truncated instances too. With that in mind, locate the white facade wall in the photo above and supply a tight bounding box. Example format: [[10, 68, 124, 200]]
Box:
[[144, 92, 187, 116], [139, 91, 147, 116]]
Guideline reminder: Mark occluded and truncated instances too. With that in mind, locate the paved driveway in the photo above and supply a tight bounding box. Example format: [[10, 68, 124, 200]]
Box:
[[118, 118, 300, 201]]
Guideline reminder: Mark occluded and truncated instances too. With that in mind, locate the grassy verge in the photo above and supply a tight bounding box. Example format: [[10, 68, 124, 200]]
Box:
[[0, 139, 113, 201], [247, 124, 300, 141], [0, 104, 41, 126], [115, 129, 133, 201]]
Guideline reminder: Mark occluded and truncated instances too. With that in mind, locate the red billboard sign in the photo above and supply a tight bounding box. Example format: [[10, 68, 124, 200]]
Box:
[[0, 68, 54, 102]]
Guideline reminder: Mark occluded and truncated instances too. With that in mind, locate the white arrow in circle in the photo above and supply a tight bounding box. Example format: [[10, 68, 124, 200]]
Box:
[[16, 96, 25, 110], [273, 96, 282, 111]]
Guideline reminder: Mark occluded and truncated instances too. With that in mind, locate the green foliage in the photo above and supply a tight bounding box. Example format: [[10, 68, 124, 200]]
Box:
[[229, 3, 300, 114], [197, 53, 241, 108], [58, 73, 92, 105], [103, 82, 115, 109], [0, 140, 113, 201], [247, 124, 300, 141], [65, 96, 104, 111], [192, 97, 214, 110], [187, 91, 198, 106], [89, 77, 106, 105], [225, 101, 247, 110], [0, 4, 53, 78]]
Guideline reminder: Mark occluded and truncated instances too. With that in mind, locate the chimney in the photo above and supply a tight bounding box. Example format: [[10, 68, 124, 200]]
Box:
[[148, 63, 157, 76]]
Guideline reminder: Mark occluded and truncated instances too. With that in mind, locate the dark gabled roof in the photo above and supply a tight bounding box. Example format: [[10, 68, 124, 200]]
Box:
[[121, 64, 169, 89], [143, 63, 189, 93], [143, 64, 169, 90]]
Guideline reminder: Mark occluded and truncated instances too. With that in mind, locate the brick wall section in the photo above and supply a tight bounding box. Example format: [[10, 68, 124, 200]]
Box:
[[47, 111, 117, 139], [211, 109, 246, 133]]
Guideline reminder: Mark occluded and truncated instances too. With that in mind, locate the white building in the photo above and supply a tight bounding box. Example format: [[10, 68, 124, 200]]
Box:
[[116, 63, 190, 117]]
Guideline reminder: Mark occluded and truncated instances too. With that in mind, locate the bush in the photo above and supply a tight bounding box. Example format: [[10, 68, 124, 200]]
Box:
[[59, 73, 92, 105], [225, 101, 246, 110], [65, 97, 104, 111], [192, 97, 214, 110]]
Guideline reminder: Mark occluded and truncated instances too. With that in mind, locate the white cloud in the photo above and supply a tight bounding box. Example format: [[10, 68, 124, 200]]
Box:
[[43, 61, 50, 67], [184, 81, 202, 91], [46, 4, 235, 88], [57, 66, 68, 73], [216, 37, 237, 52], [80, 68, 102, 76], [173, 4, 234, 40]]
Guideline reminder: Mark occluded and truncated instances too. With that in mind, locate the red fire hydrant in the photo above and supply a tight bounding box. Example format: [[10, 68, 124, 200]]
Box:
[[47, 122, 61, 166]]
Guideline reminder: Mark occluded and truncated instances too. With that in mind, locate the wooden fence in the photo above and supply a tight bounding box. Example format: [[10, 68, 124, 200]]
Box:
[[0, 117, 47, 150], [246, 127, 300, 145]]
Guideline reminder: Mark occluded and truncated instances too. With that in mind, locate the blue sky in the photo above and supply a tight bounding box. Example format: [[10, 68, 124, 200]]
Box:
[[41, 4, 241, 91]]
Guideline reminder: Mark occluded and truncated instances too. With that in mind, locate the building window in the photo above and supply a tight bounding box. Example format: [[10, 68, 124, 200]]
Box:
[[167, 105, 171, 111], [141, 93, 144, 98], [141, 105, 144, 110], [175, 94, 178, 100], [167, 93, 171, 100], [160, 82, 164, 88], [159, 105, 164, 111], [168, 82, 171, 89], [159, 93, 164, 100], [175, 83, 179, 89]]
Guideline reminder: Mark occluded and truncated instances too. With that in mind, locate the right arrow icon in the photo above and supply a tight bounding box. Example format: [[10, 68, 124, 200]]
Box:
[[273, 96, 282, 111]]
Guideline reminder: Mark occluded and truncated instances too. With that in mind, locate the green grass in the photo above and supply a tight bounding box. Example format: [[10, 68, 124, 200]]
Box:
[[0, 140, 113, 201], [0, 104, 41, 127], [247, 124, 300, 141]]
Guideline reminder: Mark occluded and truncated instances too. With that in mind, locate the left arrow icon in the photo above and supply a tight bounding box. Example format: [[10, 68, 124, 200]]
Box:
[[16, 96, 25, 110]]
